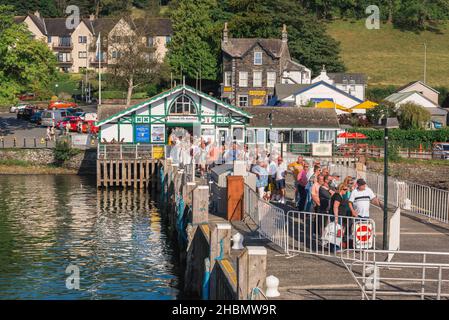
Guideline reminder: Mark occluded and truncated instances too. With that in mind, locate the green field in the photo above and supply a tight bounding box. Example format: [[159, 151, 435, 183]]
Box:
[[327, 20, 449, 88]]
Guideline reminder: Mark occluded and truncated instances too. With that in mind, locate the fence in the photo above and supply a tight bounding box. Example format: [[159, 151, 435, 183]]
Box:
[[98, 144, 166, 160], [0, 136, 56, 149], [286, 210, 376, 261], [329, 163, 449, 224], [243, 184, 287, 252], [346, 250, 449, 300]]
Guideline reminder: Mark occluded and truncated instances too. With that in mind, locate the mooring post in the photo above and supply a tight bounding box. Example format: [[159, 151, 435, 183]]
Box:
[[209, 222, 232, 300], [237, 246, 268, 300], [191, 185, 209, 225]]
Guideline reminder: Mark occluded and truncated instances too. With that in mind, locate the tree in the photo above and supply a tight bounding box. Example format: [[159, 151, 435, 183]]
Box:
[[108, 15, 163, 106], [366, 101, 397, 125], [167, 0, 219, 81], [397, 103, 431, 129], [394, 0, 449, 31], [224, 0, 345, 75], [0, 5, 57, 106]]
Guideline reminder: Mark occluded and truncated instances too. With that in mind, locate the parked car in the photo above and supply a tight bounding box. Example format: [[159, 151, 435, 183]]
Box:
[[56, 116, 81, 131], [10, 103, 29, 113], [433, 142, 449, 160], [65, 107, 84, 115], [48, 101, 78, 110], [17, 105, 38, 121], [30, 111, 43, 125], [78, 120, 99, 134], [41, 109, 70, 127]]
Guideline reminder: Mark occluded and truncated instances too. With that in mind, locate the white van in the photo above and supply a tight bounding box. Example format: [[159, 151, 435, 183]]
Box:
[[41, 109, 69, 127]]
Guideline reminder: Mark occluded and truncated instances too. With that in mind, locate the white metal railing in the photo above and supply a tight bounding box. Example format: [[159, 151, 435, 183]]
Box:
[[329, 163, 449, 224], [286, 210, 376, 261], [98, 144, 159, 160], [243, 184, 287, 252], [347, 250, 449, 300]]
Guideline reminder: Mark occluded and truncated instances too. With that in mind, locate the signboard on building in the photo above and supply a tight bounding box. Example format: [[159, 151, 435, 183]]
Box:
[[167, 116, 199, 123], [312, 143, 333, 157], [151, 125, 165, 143], [249, 90, 267, 96], [223, 87, 232, 92], [71, 134, 90, 146], [135, 125, 150, 143], [252, 98, 264, 106]]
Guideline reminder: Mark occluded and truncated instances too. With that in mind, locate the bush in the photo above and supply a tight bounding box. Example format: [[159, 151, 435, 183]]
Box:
[[53, 140, 79, 164], [101, 91, 149, 99], [397, 103, 431, 129], [366, 86, 398, 102]]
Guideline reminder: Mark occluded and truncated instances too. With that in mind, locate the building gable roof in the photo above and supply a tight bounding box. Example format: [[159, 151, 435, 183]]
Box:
[[385, 90, 440, 108], [398, 80, 440, 95], [132, 18, 173, 36], [292, 81, 364, 103], [222, 38, 284, 58], [97, 85, 252, 127], [27, 14, 47, 35], [242, 106, 340, 128], [328, 73, 366, 85], [275, 83, 310, 101]]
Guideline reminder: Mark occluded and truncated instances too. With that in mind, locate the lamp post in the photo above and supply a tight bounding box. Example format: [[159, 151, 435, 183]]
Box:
[[268, 112, 273, 155], [55, 84, 59, 97], [383, 117, 399, 249]]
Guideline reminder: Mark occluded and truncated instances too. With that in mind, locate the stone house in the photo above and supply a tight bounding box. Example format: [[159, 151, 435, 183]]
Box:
[[220, 23, 311, 108]]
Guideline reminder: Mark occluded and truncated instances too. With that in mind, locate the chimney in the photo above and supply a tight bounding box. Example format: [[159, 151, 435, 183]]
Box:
[[34, 11, 40, 18], [89, 14, 96, 21], [321, 64, 327, 76], [282, 24, 287, 43], [223, 22, 229, 44]]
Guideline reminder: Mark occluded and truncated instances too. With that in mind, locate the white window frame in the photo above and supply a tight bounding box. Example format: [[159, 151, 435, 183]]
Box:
[[267, 71, 276, 88], [256, 129, 266, 144], [78, 51, 87, 59], [239, 72, 248, 87], [320, 130, 335, 143], [238, 95, 248, 107], [254, 51, 262, 65], [292, 130, 306, 144], [231, 126, 245, 142], [307, 130, 320, 144], [253, 71, 262, 87], [246, 128, 256, 144], [224, 72, 231, 87]]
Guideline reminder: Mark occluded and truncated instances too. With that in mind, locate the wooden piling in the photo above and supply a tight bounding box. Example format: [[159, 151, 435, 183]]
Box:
[[209, 222, 232, 300], [237, 246, 267, 300], [192, 186, 209, 225]]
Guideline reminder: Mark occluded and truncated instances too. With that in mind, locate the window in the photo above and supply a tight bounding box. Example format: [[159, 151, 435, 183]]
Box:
[[47, 36, 52, 43], [59, 37, 71, 46], [166, 36, 171, 44], [292, 130, 305, 144], [169, 95, 197, 114], [278, 130, 291, 143], [57, 52, 71, 62], [253, 71, 262, 87], [239, 72, 248, 87], [267, 72, 276, 87], [254, 51, 262, 65], [238, 95, 248, 107], [308, 130, 320, 144], [320, 130, 335, 143], [246, 129, 255, 144], [78, 51, 87, 59], [224, 72, 231, 86], [256, 129, 266, 144], [233, 127, 244, 141], [112, 51, 121, 59], [78, 36, 87, 43], [147, 37, 154, 47]]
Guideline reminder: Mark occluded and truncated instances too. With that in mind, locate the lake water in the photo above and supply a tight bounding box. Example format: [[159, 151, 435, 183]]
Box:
[[0, 175, 180, 300]]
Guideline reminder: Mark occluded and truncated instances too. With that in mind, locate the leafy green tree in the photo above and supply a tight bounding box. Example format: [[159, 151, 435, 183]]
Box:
[[397, 103, 431, 129], [167, 0, 219, 81], [0, 5, 57, 106], [366, 101, 397, 125]]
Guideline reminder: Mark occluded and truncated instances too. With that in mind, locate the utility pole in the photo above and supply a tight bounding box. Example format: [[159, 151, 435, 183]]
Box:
[[424, 43, 427, 84]]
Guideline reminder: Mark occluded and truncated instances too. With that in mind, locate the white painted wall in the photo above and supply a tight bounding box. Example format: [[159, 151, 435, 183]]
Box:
[[294, 83, 361, 109], [120, 124, 133, 142], [395, 92, 438, 109], [102, 123, 118, 142]]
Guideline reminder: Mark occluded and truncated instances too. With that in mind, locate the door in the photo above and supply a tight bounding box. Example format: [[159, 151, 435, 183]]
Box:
[[218, 129, 228, 146]]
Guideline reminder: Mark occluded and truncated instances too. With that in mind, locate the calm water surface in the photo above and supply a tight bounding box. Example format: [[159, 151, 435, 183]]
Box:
[[0, 175, 180, 299]]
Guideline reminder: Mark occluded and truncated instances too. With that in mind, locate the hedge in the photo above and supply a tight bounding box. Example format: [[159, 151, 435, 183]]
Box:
[[101, 91, 149, 99], [348, 128, 449, 149]]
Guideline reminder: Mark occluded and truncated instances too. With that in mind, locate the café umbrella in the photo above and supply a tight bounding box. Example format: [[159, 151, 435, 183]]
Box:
[[338, 132, 368, 157]]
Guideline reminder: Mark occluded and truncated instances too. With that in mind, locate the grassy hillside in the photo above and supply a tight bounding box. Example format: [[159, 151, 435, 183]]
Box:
[[327, 20, 449, 88]]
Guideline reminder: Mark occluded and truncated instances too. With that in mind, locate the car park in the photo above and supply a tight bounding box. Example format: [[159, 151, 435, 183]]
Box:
[[17, 105, 38, 121], [78, 120, 99, 134], [41, 109, 70, 127], [48, 101, 78, 110], [30, 111, 43, 125], [10, 103, 29, 113], [57, 116, 82, 132]]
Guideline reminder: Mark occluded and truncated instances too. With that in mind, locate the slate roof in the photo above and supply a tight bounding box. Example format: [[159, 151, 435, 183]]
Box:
[[385, 91, 417, 104], [242, 106, 340, 128], [98, 105, 129, 122], [90, 18, 122, 35], [283, 59, 307, 72], [275, 84, 310, 101], [328, 73, 366, 85], [14, 16, 26, 24], [222, 38, 285, 58], [133, 18, 173, 36]]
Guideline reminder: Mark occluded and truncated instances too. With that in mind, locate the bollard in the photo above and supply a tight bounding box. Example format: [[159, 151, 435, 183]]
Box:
[[23, 138, 26, 148], [191, 186, 209, 225], [232, 233, 244, 250], [13, 137, 16, 147], [1, 138, 4, 148], [237, 246, 268, 300], [265, 275, 280, 298], [209, 222, 232, 300], [34, 137, 37, 148]]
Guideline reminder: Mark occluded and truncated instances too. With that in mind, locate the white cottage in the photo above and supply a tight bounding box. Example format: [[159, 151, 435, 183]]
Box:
[[96, 85, 253, 145]]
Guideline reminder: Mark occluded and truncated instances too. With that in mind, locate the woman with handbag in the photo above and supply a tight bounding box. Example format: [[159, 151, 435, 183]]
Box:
[[328, 183, 350, 250]]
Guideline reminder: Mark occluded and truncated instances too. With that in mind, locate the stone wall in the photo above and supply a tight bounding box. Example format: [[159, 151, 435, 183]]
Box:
[[0, 148, 97, 175]]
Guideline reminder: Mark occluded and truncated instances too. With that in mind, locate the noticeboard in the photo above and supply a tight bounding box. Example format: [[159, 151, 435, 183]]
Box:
[[135, 125, 150, 143], [311, 143, 333, 157]]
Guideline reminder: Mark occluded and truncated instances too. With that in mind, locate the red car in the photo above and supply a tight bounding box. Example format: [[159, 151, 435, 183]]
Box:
[[57, 116, 81, 131], [49, 101, 78, 110], [78, 120, 99, 134]]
